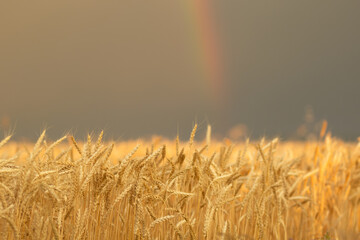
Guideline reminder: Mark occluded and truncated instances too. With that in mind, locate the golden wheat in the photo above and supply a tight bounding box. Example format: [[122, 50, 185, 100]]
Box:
[[0, 130, 358, 239]]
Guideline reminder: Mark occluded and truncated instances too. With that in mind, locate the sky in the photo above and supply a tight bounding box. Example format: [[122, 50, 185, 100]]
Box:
[[0, 0, 359, 141]]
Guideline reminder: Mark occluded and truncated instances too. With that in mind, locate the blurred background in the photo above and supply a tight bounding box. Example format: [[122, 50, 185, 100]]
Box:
[[0, 0, 359, 141]]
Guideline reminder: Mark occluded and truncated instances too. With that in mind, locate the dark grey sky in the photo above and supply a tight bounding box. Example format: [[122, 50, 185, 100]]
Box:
[[0, 0, 359, 140]]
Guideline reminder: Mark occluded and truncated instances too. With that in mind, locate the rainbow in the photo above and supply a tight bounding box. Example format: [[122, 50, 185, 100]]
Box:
[[183, 0, 226, 105]]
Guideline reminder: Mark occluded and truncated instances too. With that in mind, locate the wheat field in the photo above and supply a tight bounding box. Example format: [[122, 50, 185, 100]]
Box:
[[0, 126, 359, 240]]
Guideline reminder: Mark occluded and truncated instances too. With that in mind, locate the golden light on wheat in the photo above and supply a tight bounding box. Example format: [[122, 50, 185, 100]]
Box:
[[0, 126, 359, 239]]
